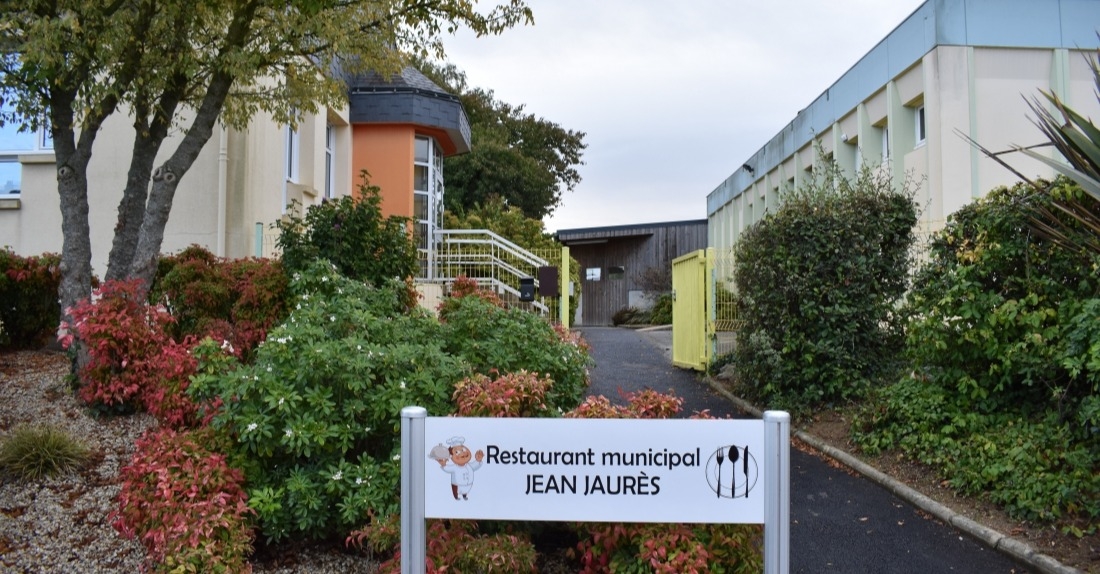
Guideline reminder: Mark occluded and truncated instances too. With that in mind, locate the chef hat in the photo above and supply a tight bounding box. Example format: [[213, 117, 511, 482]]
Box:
[[446, 436, 466, 447]]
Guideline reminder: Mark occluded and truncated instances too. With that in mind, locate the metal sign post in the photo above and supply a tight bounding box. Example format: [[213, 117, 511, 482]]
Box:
[[400, 407, 427, 574]]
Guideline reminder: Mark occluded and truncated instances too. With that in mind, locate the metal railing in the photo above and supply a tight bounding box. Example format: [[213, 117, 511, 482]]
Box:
[[423, 229, 553, 315]]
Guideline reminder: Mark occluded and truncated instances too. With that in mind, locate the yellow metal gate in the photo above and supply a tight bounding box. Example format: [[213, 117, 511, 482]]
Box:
[[671, 248, 714, 371]]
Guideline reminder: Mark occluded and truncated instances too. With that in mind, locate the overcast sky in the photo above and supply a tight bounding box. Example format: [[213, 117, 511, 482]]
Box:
[[441, 0, 927, 233]]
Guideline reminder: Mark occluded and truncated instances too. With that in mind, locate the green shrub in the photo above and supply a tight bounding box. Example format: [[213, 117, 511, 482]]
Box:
[[0, 424, 90, 481], [611, 306, 638, 326], [276, 175, 418, 300], [854, 178, 1100, 530], [731, 160, 918, 409], [0, 249, 62, 349], [188, 261, 468, 542], [439, 294, 591, 412], [648, 293, 672, 325]]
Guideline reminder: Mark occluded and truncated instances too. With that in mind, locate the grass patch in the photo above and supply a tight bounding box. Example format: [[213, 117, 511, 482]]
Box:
[[0, 424, 90, 481]]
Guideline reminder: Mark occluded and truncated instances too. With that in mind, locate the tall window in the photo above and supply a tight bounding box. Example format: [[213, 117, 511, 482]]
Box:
[[915, 106, 926, 146], [881, 125, 890, 161], [324, 124, 334, 198], [285, 125, 300, 183], [414, 135, 444, 278]]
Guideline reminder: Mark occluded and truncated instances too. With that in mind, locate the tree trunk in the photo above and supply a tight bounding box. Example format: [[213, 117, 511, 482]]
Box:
[[104, 136, 158, 282], [128, 72, 235, 291]]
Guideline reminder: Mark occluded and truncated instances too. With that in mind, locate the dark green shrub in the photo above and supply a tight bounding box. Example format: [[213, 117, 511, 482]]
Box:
[[731, 161, 918, 409], [439, 295, 591, 412], [188, 261, 468, 542], [853, 179, 1100, 528], [648, 293, 672, 325], [276, 174, 418, 299], [0, 424, 90, 481], [611, 306, 638, 325], [0, 249, 62, 349]]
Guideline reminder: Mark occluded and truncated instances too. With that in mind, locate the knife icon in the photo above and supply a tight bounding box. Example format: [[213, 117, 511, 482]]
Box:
[[743, 445, 749, 498]]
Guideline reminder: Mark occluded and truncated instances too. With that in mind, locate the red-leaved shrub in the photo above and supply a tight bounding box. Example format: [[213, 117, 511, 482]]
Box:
[[453, 370, 553, 417], [113, 428, 254, 573]]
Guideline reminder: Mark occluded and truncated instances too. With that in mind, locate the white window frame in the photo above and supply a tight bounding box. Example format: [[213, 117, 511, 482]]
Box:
[[881, 125, 890, 161]]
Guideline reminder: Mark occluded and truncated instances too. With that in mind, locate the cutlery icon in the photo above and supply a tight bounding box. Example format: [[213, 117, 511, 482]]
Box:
[[727, 446, 739, 498], [715, 447, 724, 498], [743, 445, 749, 498]]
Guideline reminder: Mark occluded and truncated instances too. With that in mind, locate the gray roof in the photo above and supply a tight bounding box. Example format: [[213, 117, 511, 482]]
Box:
[[347, 66, 471, 155]]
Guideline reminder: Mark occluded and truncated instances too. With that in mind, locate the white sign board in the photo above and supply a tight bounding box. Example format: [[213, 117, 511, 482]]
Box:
[[423, 417, 766, 523], [399, 407, 790, 574]]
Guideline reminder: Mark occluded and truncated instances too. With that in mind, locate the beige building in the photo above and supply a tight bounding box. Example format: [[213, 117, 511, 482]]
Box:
[[0, 105, 351, 273], [707, 0, 1100, 256], [0, 67, 469, 277]]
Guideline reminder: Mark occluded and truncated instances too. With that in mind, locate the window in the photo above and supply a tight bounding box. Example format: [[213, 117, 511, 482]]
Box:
[[881, 125, 890, 160], [586, 267, 601, 281], [608, 266, 625, 280], [915, 106, 926, 146], [0, 159, 19, 194], [1, 104, 53, 197], [285, 125, 300, 183], [414, 135, 445, 279], [324, 124, 334, 198]]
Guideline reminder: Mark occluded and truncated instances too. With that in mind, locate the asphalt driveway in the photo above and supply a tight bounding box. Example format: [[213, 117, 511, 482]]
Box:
[[577, 326, 1031, 573]]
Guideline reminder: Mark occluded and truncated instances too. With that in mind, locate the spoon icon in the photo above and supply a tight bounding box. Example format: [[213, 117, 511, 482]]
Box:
[[727, 446, 740, 498]]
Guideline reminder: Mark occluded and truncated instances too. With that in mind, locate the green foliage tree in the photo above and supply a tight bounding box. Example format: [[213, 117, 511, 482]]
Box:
[[419, 61, 587, 219], [0, 0, 533, 333], [276, 175, 418, 295], [731, 160, 919, 408]]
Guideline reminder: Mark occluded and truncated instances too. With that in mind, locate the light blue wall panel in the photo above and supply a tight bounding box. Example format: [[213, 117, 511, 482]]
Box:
[[963, 0, 1063, 47]]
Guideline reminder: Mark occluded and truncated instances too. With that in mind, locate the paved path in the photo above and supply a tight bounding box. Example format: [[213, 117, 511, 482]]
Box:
[[577, 326, 1031, 573]]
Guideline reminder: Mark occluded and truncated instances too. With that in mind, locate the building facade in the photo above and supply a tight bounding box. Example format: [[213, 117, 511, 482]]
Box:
[[707, 0, 1100, 256], [557, 220, 708, 326], [0, 66, 469, 277]]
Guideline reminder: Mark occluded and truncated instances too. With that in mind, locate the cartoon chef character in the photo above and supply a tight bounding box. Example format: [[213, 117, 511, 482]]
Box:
[[431, 436, 484, 500]]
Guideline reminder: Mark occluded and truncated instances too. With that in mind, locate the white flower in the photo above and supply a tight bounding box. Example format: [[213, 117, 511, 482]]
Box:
[[337, 288, 343, 295], [266, 366, 273, 373], [392, 454, 400, 461], [322, 276, 329, 282], [399, 381, 406, 390], [331, 471, 343, 481], [364, 426, 372, 433], [246, 423, 258, 432], [277, 337, 287, 344], [278, 398, 285, 406], [296, 303, 302, 310], [330, 316, 336, 322], [357, 345, 362, 351], [355, 477, 364, 485], [285, 428, 294, 438]]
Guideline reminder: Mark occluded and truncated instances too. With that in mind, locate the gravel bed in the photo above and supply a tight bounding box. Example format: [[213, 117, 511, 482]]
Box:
[[0, 351, 380, 574]]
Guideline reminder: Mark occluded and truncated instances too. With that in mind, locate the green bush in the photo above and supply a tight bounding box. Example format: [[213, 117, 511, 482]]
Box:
[[649, 293, 672, 325], [0, 249, 62, 349], [439, 294, 591, 412], [188, 261, 469, 542], [853, 179, 1100, 528], [276, 175, 418, 299], [731, 161, 918, 409], [0, 424, 90, 481]]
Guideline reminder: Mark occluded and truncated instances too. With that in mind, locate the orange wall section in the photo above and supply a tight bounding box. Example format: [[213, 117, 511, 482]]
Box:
[[351, 124, 414, 219]]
